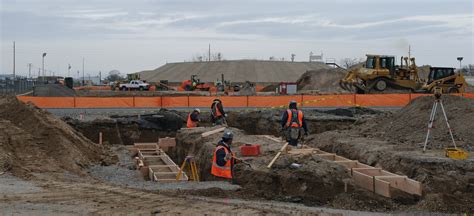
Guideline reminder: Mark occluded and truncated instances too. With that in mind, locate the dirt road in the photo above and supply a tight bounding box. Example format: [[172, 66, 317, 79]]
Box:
[[0, 174, 392, 215]]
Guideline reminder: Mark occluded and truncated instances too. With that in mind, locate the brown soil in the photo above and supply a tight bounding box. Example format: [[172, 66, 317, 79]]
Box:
[[170, 126, 413, 211], [297, 68, 348, 93], [361, 95, 474, 150], [64, 109, 182, 145], [0, 96, 116, 178], [305, 95, 474, 213]]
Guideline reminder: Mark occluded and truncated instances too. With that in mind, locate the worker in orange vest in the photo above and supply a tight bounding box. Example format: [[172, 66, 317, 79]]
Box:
[[281, 100, 308, 147], [186, 108, 201, 128], [211, 99, 227, 125], [211, 130, 240, 179]]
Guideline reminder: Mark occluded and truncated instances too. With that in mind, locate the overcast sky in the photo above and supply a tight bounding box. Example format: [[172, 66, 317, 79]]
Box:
[[1, 0, 473, 77]]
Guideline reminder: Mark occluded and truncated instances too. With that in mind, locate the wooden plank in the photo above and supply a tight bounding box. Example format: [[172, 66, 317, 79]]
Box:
[[352, 168, 398, 177], [201, 127, 226, 137], [263, 135, 283, 143], [288, 148, 319, 155], [315, 153, 336, 160], [374, 178, 391, 197], [335, 155, 351, 161], [352, 170, 374, 192], [376, 176, 422, 196], [334, 160, 358, 169], [267, 142, 289, 168]]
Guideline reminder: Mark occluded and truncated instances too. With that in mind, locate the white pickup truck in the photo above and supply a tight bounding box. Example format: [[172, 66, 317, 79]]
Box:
[[119, 80, 150, 91]]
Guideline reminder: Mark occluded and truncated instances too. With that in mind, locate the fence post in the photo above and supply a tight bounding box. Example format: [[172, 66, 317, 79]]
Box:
[[187, 95, 190, 107], [160, 96, 163, 108], [133, 96, 136, 107], [246, 95, 249, 107], [300, 94, 304, 107], [353, 94, 357, 106]]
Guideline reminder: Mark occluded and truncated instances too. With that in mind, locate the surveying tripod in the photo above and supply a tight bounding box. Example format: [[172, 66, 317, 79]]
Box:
[[176, 156, 199, 182], [422, 88, 457, 152]]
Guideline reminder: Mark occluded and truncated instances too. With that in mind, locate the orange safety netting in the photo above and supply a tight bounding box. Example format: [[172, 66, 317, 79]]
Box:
[[355, 94, 410, 107], [75, 97, 134, 108], [16, 93, 474, 109], [302, 95, 354, 107], [248, 95, 303, 107], [17, 96, 75, 108]]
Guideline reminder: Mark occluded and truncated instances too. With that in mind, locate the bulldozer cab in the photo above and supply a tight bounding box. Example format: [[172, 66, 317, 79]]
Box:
[[366, 55, 395, 75], [427, 67, 455, 84]]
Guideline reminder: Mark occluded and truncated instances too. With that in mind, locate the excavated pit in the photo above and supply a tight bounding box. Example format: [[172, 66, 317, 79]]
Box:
[[169, 126, 352, 205]]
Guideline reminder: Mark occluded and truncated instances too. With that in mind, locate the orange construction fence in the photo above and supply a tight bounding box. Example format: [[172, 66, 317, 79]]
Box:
[[16, 93, 474, 109]]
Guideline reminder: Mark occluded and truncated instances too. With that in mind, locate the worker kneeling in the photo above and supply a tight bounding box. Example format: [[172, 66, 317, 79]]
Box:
[[281, 100, 308, 148], [211, 130, 240, 180], [187, 108, 201, 128]]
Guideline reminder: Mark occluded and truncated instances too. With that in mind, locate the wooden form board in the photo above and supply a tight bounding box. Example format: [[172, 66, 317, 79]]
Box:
[[201, 127, 226, 137], [288, 147, 422, 198], [132, 143, 188, 183]]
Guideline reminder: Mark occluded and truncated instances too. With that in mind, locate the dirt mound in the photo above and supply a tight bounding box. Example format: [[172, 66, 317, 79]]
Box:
[[366, 95, 474, 149], [297, 68, 347, 93], [0, 96, 115, 178], [33, 84, 77, 97]]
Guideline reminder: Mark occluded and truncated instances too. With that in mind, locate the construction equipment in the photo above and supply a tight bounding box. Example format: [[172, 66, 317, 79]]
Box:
[[420, 67, 466, 93], [340, 54, 422, 93], [422, 87, 468, 159], [177, 156, 199, 182], [180, 75, 211, 91]]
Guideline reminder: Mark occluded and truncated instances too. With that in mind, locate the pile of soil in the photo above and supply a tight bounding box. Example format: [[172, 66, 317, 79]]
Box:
[[296, 68, 348, 93], [365, 95, 474, 149], [0, 96, 115, 178], [33, 84, 77, 97]]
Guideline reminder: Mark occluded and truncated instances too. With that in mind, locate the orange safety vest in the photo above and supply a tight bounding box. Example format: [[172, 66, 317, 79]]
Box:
[[212, 103, 222, 117], [286, 109, 303, 128], [211, 145, 233, 179], [187, 112, 198, 128]]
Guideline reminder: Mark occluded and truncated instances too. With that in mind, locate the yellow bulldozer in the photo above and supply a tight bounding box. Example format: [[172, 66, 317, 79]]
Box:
[[339, 54, 467, 94]]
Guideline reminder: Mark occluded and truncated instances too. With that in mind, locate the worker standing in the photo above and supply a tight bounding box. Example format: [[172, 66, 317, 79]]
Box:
[[281, 100, 308, 148], [211, 99, 227, 125], [211, 131, 239, 180], [186, 108, 201, 128]]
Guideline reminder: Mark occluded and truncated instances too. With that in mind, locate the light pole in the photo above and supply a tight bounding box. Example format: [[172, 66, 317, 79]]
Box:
[[457, 57, 463, 69], [42, 53, 47, 82]]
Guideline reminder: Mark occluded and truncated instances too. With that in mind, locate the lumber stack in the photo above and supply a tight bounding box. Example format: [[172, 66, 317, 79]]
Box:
[[132, 141, 188, 182], [288, 148, 422, 198]]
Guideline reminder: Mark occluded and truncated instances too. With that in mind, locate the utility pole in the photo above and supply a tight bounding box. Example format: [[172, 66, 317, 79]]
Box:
[[13, 41, 15, 78], [99, 71, 102, 85], [38, 68, 40, 78], [42, 53, 47, 82], [28, 63, 32, 78], [68, 64, 71, 77], [208, 44, 211, 62], [82, 57, 85, 86], [408, 45, 411, 59]]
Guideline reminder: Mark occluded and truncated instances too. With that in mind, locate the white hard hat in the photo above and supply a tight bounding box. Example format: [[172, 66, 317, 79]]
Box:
[[194, 108, 201, 113]]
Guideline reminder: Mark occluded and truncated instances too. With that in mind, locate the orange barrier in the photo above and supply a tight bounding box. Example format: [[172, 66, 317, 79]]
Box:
[[16, 94, 473, 109], [355, 94, 410, 107], [134, 97, 162, 107], [76, 97, 134, 108], [302, 95, 354, 107], [248, 96, 302, 107], [17, 96, 75, 108]]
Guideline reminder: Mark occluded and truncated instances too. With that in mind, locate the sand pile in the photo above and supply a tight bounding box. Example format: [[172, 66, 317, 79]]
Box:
[[0, 96, 115, 177], [296, 68, 347, 93], [367, 95, 474, 149]]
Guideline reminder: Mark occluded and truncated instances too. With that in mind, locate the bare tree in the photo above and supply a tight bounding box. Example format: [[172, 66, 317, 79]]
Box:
[[339, 57, 365, 69], [105, 70, 123, 82]]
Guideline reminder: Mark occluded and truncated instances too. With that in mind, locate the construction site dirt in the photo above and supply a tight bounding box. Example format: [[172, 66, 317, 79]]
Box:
[[1, 95, 473, 215]]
